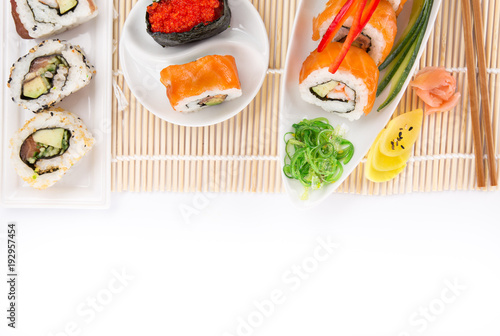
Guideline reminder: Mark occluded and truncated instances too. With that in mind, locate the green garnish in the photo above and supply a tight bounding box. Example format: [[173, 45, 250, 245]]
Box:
[[376, 0, 433, 111], [283, 118, 354, 200]]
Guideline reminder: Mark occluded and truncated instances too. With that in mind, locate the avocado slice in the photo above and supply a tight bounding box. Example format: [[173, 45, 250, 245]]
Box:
[[199, 94, 228, 107], [56, 0, 78, 14], [311, 80, 339, 98], [32, 128, 66, 148], [22, 76, 51, 99]]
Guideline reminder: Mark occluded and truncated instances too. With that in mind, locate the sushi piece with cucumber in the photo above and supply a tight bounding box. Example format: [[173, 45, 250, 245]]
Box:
[[299, 42, 379, 121], [10, 0, 98, 39], [10, 109, 95, 190], [8, 39, 96, 113]]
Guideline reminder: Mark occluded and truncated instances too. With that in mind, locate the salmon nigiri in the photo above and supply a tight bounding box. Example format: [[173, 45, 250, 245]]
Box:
[[160, 54, 242, 113]]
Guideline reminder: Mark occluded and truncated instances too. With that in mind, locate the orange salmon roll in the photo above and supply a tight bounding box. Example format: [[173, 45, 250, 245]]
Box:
[[160, 54, 242, 112], [299, 42, 379, 121], [313, 0, 397, 66]]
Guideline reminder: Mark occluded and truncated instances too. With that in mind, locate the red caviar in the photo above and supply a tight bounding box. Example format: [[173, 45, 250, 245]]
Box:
[[147, 0, 223, 34]]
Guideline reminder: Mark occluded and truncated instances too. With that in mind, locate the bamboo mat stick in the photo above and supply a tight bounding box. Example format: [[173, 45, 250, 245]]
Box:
[[460, 0, 486, 188], [166, 122, 173, 191], [153, 115, 160, 191], [141, 105, 148, 191], [121, 1, 131, 192], [471, 0, 498, 187], [159, 120, 167, 191]]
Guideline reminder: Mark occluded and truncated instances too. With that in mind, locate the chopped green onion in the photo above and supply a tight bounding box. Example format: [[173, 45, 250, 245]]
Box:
[[283, 118, 355, 199]]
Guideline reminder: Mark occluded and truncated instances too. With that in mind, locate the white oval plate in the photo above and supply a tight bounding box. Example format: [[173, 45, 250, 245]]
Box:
[[119, 0, 269, 127], [279, 0, 442, 208]]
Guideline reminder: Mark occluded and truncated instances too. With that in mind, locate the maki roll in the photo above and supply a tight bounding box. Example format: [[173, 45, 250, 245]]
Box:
[[146, 0, 231, 47], [313, 0, 397, 66], [8, 39, 96, 113], [10, 109, 95, 190], [160, 54, 242, 113], [10, 0, 98, 39], [299, 42, 379, 121]]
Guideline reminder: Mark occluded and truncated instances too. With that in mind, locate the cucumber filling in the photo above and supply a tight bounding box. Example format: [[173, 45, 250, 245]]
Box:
[[310, 80, 357, 113], [198, 94, 229, 107], [19, 128, 71, 174], [38, 0, 78, 15], [21, 55, 69, 100]]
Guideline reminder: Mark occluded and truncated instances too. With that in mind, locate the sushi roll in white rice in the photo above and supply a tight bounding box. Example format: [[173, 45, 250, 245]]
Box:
[[160, 55, 242, 113], [8, 39, 95, 113], [10, 0, 98, 39], [299, 42, 379, 121], [312, 0, 397, 66], [10, 109, 94, 190]]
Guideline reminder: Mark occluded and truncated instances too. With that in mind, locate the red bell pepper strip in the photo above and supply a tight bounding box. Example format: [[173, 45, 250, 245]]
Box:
[[361, 0, 381, 26], [329, 0, 367, 73], [318, 0, 357, 52]]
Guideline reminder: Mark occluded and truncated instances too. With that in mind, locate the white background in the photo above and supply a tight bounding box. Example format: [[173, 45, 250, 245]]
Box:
[[0, 190, 499, 336]]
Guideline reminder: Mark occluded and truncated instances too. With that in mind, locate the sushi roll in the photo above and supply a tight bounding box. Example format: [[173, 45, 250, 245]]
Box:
[[313, 0, 397, 66], [160, 55, 242, 113], [146, 0, 231, 47], [8, 39, 96, 113], [299, 42, 379, 121], [10, 109, 95, 190], [10, 0, 98, 39]]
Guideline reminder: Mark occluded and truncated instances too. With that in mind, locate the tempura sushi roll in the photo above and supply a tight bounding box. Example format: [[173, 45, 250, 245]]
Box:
[[299, 42, 379, 121], [313, 0, 397, 66], [10, 0, 98, 39], [8, 39, 96, 113], [10, 109, 94, 190], [160, 54, 242, 113]]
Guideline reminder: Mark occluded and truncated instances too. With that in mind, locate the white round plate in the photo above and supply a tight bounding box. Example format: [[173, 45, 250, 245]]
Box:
[[119, 0, 269, 127]]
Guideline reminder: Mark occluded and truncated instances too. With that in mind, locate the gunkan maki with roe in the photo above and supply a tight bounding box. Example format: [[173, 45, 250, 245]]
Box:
[[146, 0, 231, 47]]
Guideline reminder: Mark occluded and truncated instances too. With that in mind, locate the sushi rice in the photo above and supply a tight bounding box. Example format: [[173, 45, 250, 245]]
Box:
[[10, 109, 95, 190]]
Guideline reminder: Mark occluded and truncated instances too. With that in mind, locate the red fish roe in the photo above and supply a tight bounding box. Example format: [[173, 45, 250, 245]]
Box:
[[147, 0, 223, 34]]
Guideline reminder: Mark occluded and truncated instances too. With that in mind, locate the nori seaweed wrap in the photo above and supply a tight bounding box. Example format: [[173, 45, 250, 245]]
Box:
[[146, 0, 231, 48]]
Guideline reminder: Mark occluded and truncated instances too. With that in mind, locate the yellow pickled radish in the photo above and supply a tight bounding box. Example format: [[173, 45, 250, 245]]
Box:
[[373, 134, 411, 171], [379, 109, 423, 157], [365, 132, 407, 182]]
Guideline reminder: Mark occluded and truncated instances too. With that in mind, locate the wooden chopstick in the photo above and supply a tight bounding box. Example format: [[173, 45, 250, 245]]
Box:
[[471, 0, 498, 187], [460, 0, 486, 188]]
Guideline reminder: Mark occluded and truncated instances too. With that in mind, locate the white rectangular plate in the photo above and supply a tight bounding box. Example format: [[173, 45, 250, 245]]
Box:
[[0, 0, 112, 209], [279, 0, 442, 208]]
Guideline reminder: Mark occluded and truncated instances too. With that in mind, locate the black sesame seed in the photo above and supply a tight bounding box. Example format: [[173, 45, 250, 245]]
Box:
[[409, 127, 414, 131], [401, 145, 405, 150]]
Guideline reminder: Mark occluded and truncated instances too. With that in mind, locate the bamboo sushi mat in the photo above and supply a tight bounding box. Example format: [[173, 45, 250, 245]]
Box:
[[112, 0, 500, 194]]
